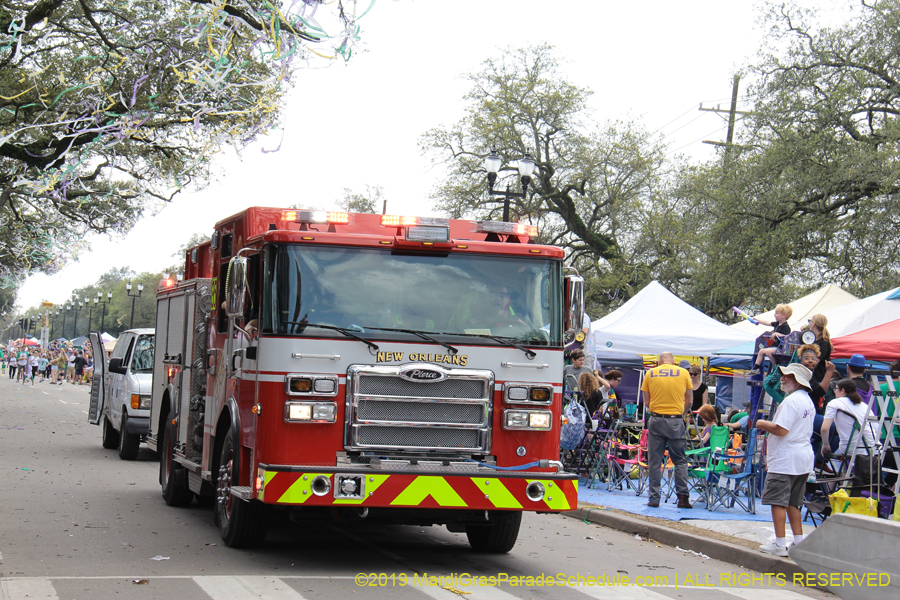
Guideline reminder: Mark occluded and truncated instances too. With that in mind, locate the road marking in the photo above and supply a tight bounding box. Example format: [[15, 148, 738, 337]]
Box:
[[42, 391, 50, 396], [0, 577, 58, 600], [57, 400, 67, 404], [574, 583, 672, 599], [192, 576, 308, 600], [719, 587, 818, 600]]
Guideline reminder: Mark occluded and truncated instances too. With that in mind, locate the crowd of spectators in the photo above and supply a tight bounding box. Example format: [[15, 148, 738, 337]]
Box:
[[2, 342, 94, 386]]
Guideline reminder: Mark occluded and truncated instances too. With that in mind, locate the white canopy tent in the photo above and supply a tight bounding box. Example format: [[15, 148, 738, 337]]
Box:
[[730, 284, 858, 334], [590, 281, 757, 357], [818, 286, 900, 338]]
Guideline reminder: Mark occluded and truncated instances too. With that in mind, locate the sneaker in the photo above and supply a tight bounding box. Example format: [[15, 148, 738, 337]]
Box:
[[747, 368, 760, 376], [759, 541, 789, 557]]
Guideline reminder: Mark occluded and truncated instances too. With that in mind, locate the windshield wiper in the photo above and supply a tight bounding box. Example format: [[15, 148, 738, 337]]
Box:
[[364, 327, 459, 355], [435, 331, 537, 360], [285, 321, 380, 352]]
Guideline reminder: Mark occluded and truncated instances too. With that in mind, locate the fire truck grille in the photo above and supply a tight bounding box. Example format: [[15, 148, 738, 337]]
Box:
[[356, 426, 482, 450], [357, 376, 485, 399], [356, 399, 486, 425], [348, 367, 494, 454]]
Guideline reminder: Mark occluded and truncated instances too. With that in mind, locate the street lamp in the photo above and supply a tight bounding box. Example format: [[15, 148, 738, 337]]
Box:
[[84, 297, 94, 337], [97, 291, 112, 334], [61, 305, 70, 340], [126, 281, 143, 329], [484, 150, 536, 222], [71, 301, 82, 339]]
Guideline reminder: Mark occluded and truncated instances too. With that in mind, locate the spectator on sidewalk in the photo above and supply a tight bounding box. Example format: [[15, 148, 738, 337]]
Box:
[[65, 349, 76, 383], [7, 353, 16, 379], [641, 352, 693, 509], [821, 379, 878, 494], [756, 363, 816, 557], [846, 354, 874, 411], [564, 350, 592, 391], [73, 351, 86, 385]]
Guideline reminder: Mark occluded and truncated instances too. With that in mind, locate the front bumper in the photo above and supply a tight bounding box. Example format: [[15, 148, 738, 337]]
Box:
[[125, 415, 150, 435], [256, 465, 578, 512]]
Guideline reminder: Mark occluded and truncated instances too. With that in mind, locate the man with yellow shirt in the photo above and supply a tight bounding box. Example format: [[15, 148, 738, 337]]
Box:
[[641, 352, 693, 509]]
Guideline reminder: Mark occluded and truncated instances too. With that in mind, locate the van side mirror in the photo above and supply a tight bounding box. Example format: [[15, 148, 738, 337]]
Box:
[[226, 256, 247, 317], [108, 357, 127, 375], [564, 274, 585, 336]]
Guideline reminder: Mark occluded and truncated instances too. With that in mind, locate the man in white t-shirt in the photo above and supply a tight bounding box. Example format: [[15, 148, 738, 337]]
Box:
[[756, 363, 816, 556]]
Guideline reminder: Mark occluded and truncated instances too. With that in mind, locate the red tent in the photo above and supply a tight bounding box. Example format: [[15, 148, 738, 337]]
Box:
[[831, 318, 900, 362], [14, 338, 39, 346]]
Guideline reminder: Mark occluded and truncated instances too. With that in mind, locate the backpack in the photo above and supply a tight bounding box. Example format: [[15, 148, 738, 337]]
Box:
[[559, 398, 587, 450]]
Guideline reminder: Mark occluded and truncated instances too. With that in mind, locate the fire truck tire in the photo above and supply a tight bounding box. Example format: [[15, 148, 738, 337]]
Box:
[[216, 433, 268, 548], [464, 511, 522, 553], [118, 414, 140, 460], [101, 416, 119, 449], [161, 411, 193, 507]]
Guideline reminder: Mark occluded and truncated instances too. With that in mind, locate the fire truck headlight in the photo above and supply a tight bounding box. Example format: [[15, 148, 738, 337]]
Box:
[[528, 412, 552, 429], [284, 402, 337, 423], [504, 383, 553, 406], [287, 403, 312, 421], [507, 386, 528, 401], [312, 403, 337, 421], [314, 379, 335, 394], [503, 409, 552, 431]]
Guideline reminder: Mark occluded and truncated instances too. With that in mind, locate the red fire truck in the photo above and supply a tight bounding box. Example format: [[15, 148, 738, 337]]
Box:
[[146, 208, 583, 552]]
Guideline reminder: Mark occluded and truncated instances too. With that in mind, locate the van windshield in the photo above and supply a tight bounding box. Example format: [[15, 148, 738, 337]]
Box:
[[130, 335, 154, 373]]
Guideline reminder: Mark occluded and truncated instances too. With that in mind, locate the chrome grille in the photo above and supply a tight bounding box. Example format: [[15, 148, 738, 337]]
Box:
[[358, 375, 485, 399], [357, 399, 485, 425], [347, 364, 494, 453], [356, 426, 482, 450]]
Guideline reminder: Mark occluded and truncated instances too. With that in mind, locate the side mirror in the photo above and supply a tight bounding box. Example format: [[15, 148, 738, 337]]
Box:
[[564, 274, 584, 336], [226, 256, 247, 317], [108, 357, 127, 375]]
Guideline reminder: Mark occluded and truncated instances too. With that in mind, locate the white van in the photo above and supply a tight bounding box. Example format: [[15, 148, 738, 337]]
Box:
[[88, 330, 154, 460]]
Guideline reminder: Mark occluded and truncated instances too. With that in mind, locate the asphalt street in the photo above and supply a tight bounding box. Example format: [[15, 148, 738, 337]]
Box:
[[0, 373, 832, 600]]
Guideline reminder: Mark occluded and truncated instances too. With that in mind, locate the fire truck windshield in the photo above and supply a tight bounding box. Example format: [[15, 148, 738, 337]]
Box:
[[264, 245, 562, 346]]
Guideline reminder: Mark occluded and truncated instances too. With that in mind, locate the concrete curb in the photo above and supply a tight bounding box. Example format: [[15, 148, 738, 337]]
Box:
[[564, 508, 807, 579]]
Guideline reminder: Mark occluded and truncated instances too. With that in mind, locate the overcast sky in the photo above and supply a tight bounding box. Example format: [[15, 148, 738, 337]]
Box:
[[17, 0, 774, 310]]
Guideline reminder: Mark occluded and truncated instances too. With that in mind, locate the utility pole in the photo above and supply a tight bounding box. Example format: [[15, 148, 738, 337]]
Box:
[[700, 74, 749, 171]]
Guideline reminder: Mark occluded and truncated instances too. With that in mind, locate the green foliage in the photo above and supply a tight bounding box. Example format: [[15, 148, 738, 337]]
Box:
[[0, 0, 370, 288], [689, 0, 900, 311], [340, 185, 382, 214], [422, 44, 686, 316]]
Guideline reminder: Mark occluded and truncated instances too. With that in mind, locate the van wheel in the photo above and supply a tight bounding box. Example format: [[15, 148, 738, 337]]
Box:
[[102, 416, 120, 449], [118, 413, 140, 460], [465, 511, 522, 553], [160, 409, 193, 506], [216, 432, 268, 547]]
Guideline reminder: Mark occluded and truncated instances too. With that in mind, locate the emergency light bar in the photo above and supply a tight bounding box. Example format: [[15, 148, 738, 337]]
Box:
[[471, 220, 538, 237], [382, 215, 451, 243], [381, 215, 449, 227], [282, 210, 350, 224]]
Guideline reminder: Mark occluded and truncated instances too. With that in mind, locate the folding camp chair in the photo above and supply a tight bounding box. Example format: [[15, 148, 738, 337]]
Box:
[[677, 426, 730, 504], [707, 428, 761, 514], [606, 427, 647, 495]]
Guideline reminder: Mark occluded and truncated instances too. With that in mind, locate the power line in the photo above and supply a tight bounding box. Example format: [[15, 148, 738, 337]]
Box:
[[666, 125, 726, 156]]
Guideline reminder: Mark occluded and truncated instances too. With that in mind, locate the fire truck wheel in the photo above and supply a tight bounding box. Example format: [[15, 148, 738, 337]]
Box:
[[216, 433, 268, 548], [118, 413, 140, 460], [101, 416, 119, 449], [464, 511, 522, 553], [161, 410, 193, 506]]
